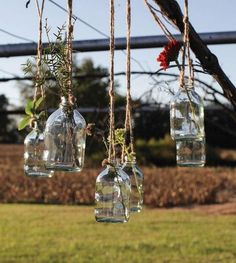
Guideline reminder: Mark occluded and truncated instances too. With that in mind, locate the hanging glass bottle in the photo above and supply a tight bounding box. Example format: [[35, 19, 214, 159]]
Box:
[[24, 121, 54, 178], [122, 156, 144, 213], [44, 97, 86, 172], [170, 84, 205, 167], [95, 161, 131, 223]]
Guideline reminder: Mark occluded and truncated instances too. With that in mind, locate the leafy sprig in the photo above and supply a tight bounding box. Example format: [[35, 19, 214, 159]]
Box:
[[18, 57, 48, 131], [114, 128, 135, 162], [43, 23, 71, 99], [18, 97, 45, 130]]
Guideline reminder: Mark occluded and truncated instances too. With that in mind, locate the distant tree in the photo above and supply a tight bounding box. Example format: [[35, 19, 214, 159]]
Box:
[[0, 95, 18, 143], [20, 58, 126, 110]]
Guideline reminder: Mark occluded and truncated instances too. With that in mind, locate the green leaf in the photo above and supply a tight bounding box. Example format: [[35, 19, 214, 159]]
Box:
[[18, 115, 31, 131], [25, 100, 34, 116], [35, 97, 44, 110]]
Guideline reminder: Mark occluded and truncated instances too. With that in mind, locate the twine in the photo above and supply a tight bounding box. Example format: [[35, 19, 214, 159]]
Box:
[[143, 0, 174, 41], [180, 0, 194, 87], [108, 0, 116, 163], [66, 0, 74, 103], [185, 0, 194, 85], [34, 0, 45, 102], [122, 0, 135, 163]]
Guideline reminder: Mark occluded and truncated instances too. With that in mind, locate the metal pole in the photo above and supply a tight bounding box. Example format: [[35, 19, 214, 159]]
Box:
[[0, 31, 236, 58]]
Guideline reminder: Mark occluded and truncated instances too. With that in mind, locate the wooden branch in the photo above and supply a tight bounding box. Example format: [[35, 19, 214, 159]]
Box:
[[152, 0, 236, 109]]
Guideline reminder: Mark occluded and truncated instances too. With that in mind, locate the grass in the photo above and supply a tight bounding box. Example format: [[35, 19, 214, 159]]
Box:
[[0, 205, 236, 262]]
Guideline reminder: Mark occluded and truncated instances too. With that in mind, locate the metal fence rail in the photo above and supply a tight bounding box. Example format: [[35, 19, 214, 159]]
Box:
[[0, 31, 236, 58]]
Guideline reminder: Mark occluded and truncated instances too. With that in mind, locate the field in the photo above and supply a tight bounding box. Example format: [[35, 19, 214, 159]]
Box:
[[1, 204, 236, 263], [1, 144, 236, 262]]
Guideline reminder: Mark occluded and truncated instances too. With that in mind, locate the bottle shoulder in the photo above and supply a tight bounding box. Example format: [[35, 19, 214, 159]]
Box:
[[74, 108, 86, 127], [122, 163, 143, 178], [46, 107, 86, 127], [46, 108, 62, 125], [24, 129, 44, 143], [171, 89, 203, 106], [96, 166, 130, 182]]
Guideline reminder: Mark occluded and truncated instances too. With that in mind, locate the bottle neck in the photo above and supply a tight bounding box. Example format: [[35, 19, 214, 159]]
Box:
[[124, 161, 136, 166], [32, 121, 43, 132], [106, 158, 121, 169], [179, 83, 194, 92], [124, 155, 136, 164], [60, 96, 71, 107], [59, 96, 75, 115]]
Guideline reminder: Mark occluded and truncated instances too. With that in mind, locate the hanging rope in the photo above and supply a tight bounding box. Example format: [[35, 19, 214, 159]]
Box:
[[34, 0, 45, 102], [184, 0, 194, 84], [143, 0, 174, 41], [67, 0, 74, 105], [144, 0, 182, 72], [122, 0, 135, 163], [108, 0, 116, 163], [180, 0, 194, 87]]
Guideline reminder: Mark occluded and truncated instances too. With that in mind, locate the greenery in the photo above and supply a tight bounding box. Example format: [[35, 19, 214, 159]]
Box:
[[114, 128, 134, 161], [136, 134, 176, 166], [17, 97, 44, 130], [0, 204, 236, 262], [43, 24, 72, 99], [20, 23, 127, 111], [20, 57, 127, 110]]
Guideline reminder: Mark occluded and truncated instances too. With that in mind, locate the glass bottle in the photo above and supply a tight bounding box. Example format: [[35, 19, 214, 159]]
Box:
[[24, 122, 54, 178], [44, 97, 86, 172], [95, 161, 131, 223], [170, 84, 205, 167], [122, 157, 144, 213]]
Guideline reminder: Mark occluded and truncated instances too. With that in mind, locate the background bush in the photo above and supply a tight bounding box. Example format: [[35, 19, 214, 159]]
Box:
[[1, 145, 236, 207]]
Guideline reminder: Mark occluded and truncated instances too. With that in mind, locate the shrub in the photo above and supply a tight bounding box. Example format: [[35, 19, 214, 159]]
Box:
[[1, 144, 236, 207]]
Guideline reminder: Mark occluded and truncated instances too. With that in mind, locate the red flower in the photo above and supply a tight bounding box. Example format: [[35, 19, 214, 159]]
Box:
[[157, 40, 181, 70]]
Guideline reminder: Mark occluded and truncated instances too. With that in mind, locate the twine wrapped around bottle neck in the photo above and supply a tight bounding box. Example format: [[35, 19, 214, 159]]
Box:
[[59, 95, 76, 116], [179, 82, 194, 91], [124, 155, 136, 165]]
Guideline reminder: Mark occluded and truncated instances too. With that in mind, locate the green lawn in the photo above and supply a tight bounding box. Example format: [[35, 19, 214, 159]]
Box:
[[0, 205, 236, 263]]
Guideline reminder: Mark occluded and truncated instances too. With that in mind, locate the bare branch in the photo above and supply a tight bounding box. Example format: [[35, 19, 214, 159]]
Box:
[[152, 0, 236, 109]]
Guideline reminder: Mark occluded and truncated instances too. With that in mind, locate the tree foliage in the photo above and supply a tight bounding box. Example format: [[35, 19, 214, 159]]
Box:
[[20, 58, 126, 110], [0, 95, 18, 142]]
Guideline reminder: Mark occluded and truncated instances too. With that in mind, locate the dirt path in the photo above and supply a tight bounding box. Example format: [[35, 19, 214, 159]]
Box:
[[172, 202, 236, 215]]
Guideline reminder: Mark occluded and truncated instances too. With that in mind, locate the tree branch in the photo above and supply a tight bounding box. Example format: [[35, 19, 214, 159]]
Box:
[[152, 0, 236, 109]]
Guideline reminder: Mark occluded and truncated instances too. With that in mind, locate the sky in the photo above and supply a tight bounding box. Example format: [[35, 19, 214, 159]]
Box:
[[0, 0, 236, 107]]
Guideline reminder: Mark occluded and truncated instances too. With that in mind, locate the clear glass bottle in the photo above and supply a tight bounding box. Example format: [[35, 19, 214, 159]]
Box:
[[95, 162, 131, 223], [24, 122, 54, 178], [122, 157, 144, 213], [44, 97, 86, 172], [170, 84, 205, 167]]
